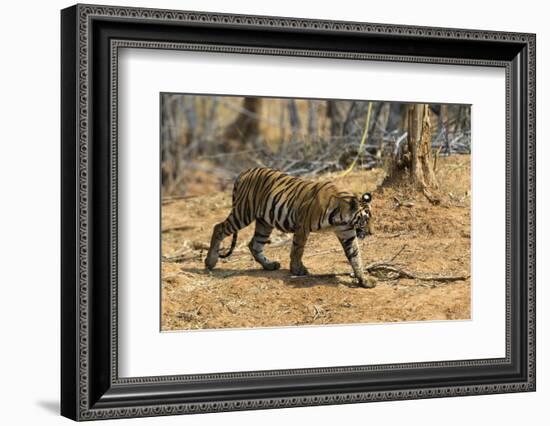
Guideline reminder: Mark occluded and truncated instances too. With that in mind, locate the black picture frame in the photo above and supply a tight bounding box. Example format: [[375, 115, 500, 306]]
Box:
[[61, 3, 536, 421]]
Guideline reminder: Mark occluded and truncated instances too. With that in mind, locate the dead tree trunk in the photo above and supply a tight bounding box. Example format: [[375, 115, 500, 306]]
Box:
[[384, 104, 440, 204], [307, 100, 318, 143], [326, 100, 344, 138], [409, 104, 440, 203], [287, 99, 301, 144], [160, 94, 188, 195]]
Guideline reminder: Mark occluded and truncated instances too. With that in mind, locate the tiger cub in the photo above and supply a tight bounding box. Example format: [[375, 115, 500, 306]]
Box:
[[205, 167, 375, 288]]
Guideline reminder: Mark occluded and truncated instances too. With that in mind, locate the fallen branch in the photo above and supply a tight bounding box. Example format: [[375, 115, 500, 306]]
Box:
[[290, 252, 468, 284], [365, 262, 469, 282], [289, 264, 469, 284]]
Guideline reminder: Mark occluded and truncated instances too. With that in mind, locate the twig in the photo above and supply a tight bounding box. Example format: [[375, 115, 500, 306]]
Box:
[[162, 224, 194, 233], [388, 232, 402, 238], [162, 254, 194, 263], [312, 304, 323, 320], [304, 248, 339, 258], [387, 244, 407, 263]]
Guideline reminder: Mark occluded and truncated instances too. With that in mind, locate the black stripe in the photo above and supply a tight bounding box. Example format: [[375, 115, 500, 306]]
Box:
[[232, 214, 242, 230], [283, 215, 292, 232], [343, 236, 355, 247], [248, 169, 266, 202], [346, 249, 359, 260], [286, 182, 311, 225], [269, 180, 296, 224], [224, 221, 236, 235], [329, 207, 340, 225], [255, 169, 278, 201], [302, 182, 331, 223]]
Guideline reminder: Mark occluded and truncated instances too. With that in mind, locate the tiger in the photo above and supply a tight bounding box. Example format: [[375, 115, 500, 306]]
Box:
[[205, 167, 375, 288]]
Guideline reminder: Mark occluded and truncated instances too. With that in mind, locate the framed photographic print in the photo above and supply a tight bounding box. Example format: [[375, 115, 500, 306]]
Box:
[[61, 3, 536, 421]]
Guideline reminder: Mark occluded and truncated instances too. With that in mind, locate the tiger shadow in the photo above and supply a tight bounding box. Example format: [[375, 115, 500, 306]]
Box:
[[178, 267, 358, 289]]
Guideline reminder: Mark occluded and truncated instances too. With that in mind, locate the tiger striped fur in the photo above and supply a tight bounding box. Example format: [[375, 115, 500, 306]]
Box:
[[205, 167, 375, 288]]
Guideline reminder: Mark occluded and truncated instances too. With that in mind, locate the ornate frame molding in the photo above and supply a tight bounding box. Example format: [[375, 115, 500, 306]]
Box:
[[61, 4, 535, 421]]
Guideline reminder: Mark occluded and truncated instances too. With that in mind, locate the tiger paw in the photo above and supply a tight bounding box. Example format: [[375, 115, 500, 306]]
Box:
[[357, 276, 376, 289], [204, 254, 218, 270], [263, 261, 281, 271], [290, 264, 309, 276]]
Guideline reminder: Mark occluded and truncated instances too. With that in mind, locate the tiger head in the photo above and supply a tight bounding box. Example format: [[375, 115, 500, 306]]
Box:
[[352, 192, 373, 239]]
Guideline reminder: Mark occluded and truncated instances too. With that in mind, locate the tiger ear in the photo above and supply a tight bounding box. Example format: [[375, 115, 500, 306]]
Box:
[[362, 192, 372, 203]]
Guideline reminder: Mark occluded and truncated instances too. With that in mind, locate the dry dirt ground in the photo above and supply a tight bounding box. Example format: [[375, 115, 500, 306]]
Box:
[[161, 156, 471, 331]]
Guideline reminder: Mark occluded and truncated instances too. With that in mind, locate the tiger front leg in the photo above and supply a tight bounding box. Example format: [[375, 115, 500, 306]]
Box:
[[290, 228, 309, 276], [336, 229, 376, 288]]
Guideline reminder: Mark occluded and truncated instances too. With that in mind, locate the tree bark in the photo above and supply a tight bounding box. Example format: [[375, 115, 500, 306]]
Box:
[[307, 100, 318, 143], [417, 105, 439, 190], [384, 104, 440, 204], [407, 104, 421, 183], [411, 104, 440, 203], [326, 100, 344, 137], [287, 99, 301, 144]]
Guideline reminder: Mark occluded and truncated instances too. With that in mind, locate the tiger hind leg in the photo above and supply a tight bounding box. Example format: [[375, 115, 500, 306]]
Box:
[[205, 211, 245, 270], [248, 220, 280, 271]]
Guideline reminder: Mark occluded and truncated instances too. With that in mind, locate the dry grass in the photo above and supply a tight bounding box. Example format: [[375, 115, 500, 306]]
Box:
[[161, 155, 471, 331]]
